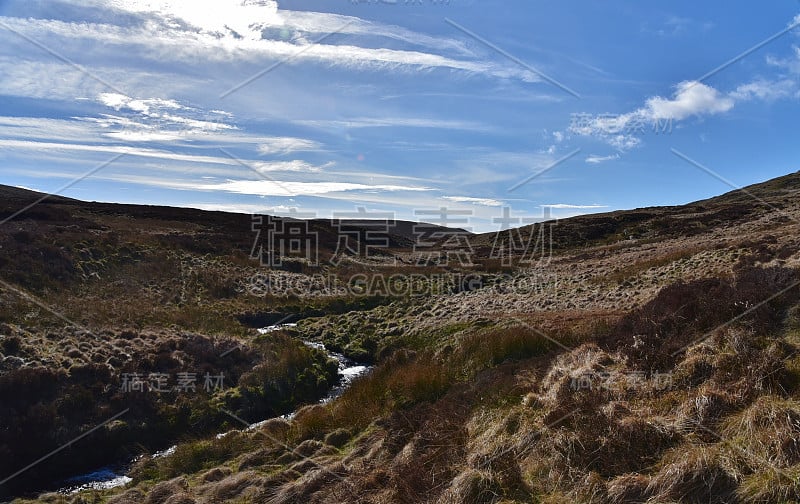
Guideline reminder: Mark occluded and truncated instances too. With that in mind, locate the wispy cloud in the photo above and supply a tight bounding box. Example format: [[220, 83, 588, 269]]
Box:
[[0, 139, 332, 177], [643, 15, 713, 38], [442, 196, 503, 207], [730, 78, 797, 101], [253, 160, 332, 173], [0, 13, 540, 82], [585, 153, 620, 164], [181, 202, 299, 215], [543, 203, 608, 209], [0, 139, 242, 165], [766, 45, 800, 73], [294, 117, 489, 132], [0, 109, 324, 160], [257, 138, 321, 155], [98, 0, 471, 54], [14, 167, 435, 197], [184, 179, 432, 197]]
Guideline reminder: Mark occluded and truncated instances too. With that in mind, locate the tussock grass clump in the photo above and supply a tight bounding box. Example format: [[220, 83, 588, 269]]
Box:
[[672, 388, 739, 437], [673, 328, 793, 401], [721, 396, 800, 469], [106, 488, 147, 504], [319, 350, 451, 434], [144, 476, 189, 504], [737, 466, 800, 503], [598, 244, 706, 285], [787, 303, 800, 333], [606, 473, 651, 504], [440, 468, 502, 504], [463, 408, 529, 498], [456, 325, 556, 373], [606, 266, 799, 370], [131, 432, 256, 482], [646, 444, 740, 504], [384, 399, 470, 501], [538, 344, 615, 413], [201, 470, 265, 502]]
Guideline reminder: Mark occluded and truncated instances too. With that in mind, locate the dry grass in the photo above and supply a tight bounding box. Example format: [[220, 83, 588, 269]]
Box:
[[594, 244, 706, 285], [737, 466, 800, 503], [721, 396, 800, 470], [645, 444, 741, 504], [7, 179, 800, 502]]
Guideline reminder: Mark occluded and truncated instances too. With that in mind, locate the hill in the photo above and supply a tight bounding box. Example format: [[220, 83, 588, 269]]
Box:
[[1, 172, 800, 503]]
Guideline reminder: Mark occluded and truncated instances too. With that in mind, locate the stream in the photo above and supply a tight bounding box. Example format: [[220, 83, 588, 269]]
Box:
[[55, 325, 372, 495]]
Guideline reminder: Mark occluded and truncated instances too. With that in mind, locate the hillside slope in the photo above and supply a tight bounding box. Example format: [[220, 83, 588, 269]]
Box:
[[1, 172, 800, 503]]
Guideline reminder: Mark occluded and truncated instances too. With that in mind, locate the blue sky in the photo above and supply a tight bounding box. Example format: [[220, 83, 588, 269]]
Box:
[[1, 1, 799, 231]]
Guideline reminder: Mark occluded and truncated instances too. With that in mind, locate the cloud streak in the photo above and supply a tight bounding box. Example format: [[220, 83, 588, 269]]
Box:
[[585, 153, 620, 164], [0, 13, 540, 83], [543, 204, 608, 209], [442, 196, 503, 207]]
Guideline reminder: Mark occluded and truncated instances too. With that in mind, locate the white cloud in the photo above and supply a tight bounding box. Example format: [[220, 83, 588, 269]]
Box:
[[257, 138, 321, 155], [0, 139, 330, 173], [98, 92, 183, 113], [182, 202, 299, 215], [608, 135, 641, 150], [104, 0, 283, 41], [102, 130, 184, 142], [98, 0, 471, 55], [196, 180, 430, 197], [0, 139, 239, 165], [569, 81, 733, 150], [0, 115, 325, 164], [585, 153, 620, 164], [92, 173, 433, 197], [0, 116, 111, 144], [767, 46, 800, 75], [274, 9, 472, 55], [645, 81, 734, 120], [442, 196, 503, 207], [543, 204, 608, 209], [0, 15, 540, 82], [0, 56, 214, 104], [252, 160, 331, 173], [93, 93, 238, 142], [730, 79, 797, 101]]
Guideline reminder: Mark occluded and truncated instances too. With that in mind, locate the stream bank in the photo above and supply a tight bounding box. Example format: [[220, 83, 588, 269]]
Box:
[[54, 325, 371, 496]]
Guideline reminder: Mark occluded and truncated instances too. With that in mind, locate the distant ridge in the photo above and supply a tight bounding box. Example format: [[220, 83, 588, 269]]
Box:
[[1, 169, 798, 248], [472, 170, 800, 251]]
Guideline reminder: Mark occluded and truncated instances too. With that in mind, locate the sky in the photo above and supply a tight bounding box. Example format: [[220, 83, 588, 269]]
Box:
[[1, 1, 800, 232]]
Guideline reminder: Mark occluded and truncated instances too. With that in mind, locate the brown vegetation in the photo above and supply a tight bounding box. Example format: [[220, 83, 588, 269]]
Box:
[[2, 172, 800, 503]]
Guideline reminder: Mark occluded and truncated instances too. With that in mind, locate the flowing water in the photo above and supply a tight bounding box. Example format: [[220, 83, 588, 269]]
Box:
[[56, 324, 371, 495]]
